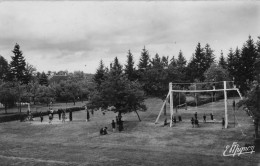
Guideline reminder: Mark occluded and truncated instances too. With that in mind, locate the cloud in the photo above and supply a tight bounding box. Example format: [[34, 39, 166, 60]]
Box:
[[0, 1, 259, 73]]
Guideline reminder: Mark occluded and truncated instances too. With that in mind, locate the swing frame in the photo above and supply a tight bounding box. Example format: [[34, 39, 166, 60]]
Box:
[[155, 81, 243, 128]]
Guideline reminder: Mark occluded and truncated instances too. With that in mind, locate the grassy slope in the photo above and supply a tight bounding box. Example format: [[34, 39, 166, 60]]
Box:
[[0, 98, 259, 166]]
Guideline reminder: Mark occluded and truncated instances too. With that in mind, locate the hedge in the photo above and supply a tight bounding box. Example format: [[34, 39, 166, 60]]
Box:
[[0, 106, 85, 123]]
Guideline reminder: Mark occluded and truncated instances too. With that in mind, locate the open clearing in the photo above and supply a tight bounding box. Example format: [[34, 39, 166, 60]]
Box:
[[0, 98, 259, 166]]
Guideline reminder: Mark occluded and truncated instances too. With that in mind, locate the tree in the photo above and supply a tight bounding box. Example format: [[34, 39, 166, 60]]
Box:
[[111, 57, 122, 76], [237, 36, 258, 94], [89, 73, 146, 121], [9, 43, 26, 83], [176, 50, 187, 71], [0, 55, 9, 81], [256, 36, 260, 59], [218, 50, 227, 69], [0, 82, 17, 113], [138, 46, 150, 70], [176, 50, 187, 81], [187, 43, 205, 81], [39, 72, 49, 86], [93, 60, 106, 87], [125, 50, 136, 81], [204, 43, 215, 69], [150, 53, 163, 69], [204, 63, 230, 82], [23, 63, 36, 84], [36, 85, 55, 106]]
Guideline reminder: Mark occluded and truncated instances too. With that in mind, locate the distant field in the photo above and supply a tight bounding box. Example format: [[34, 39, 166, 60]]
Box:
[[0, 98, 259, 166]]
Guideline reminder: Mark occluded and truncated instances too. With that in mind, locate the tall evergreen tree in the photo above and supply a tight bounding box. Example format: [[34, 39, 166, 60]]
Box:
[[0, 55, 9, 81], [227, 48, 236, 79], [256, 36, 260, 59], [125, 50, 136, 81], [187, 42, 208, 81], [204, 43, 215, 69], [218, 50, 227, 69], [237, 36, 257, 94], [176, 50, 187, 71], [111, 57, 122, 76], [151, 53, 163, 69], [93, 60, 106, 87], [161, 56, 169, 68], [10, 43, 26, 83], [138, 46, 150, 70]]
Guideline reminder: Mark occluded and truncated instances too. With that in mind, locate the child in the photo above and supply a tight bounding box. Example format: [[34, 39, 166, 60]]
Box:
[[191, 117, 195, 128], [40, 111, 43, 123], [203, 113, 206, 123], [62, 111, 66, 123], [111, 120, 116, 132], [222, 118, 225, 129], [49, 113, 52, 124]]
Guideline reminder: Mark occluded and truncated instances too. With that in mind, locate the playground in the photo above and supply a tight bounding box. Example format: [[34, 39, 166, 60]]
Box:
[[0, 97, 259, 166]]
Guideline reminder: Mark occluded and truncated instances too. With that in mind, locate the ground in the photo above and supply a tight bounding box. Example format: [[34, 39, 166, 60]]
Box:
[[0, 98, 259, 166]]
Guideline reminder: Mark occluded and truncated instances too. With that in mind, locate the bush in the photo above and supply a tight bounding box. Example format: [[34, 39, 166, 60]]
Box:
[[0, 113, 27, 123]]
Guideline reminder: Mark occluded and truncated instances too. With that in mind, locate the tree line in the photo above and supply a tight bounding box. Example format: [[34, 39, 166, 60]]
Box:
[[90, 35, 260, 119], [0, 44, 91, 113]]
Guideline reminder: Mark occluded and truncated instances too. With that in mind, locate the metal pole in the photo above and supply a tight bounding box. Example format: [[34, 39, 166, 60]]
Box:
[[224, 81, 228, 129], [170, 83, 173, 127]]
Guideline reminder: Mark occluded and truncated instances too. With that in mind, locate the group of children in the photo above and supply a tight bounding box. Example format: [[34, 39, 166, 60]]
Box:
[[100, 115, 124, 135]]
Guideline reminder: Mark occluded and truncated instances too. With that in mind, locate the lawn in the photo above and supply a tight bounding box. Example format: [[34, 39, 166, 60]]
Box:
[[0, 98, 259, 166]]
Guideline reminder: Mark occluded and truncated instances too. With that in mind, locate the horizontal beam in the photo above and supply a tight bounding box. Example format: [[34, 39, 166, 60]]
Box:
[[171, 88, 239, 93]]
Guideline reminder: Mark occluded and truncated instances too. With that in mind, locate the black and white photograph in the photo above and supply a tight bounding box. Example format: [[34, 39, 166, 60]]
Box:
[[0, 0, 260, 165]]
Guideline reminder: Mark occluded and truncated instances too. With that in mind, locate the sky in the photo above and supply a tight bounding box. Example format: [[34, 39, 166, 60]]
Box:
[[0, 1, 259, 74]]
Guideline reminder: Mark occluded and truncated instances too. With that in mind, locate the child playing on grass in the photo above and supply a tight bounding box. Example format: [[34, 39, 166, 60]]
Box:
[[191, 117, 194, 128], [111, 120, 116, 132]]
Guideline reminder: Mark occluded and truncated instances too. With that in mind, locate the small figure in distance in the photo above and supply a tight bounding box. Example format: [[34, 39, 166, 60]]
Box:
[[191, 117, 195, 128], [178, 115, 182, 122], [111, 120, 116, 132], [222, 117, 225, 129], [195, 112, 198, 119], [195, 119, 199, 127], [203, 113, 206, 123], [210, 113, 214, 121], [164, 118, 168, 126], [40, 111, 43, 123]]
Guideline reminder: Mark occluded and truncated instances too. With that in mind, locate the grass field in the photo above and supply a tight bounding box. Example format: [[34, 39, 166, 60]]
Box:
[[0, 98, 259, 166]]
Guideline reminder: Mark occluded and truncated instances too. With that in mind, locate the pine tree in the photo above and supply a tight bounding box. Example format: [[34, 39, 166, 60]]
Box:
[[10, 43, 26, 83], [204, 44, 215, 67], [125, 50, 136, 81], [237, 36, 258, 94], [218, 50, 227, 69], [186, 42, 207, 81], [93, 60, 106, 87], [151, 53, 163, 69], [138, 46, 150, 70], [176, 50, 187, 72], [256, 36, 260, 59], [39, 72, 48, 86], [0, 55, 9, 81], [111, 57, 122, 76]]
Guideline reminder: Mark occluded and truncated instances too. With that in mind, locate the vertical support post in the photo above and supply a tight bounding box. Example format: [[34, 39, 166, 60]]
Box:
[[169, 82, 173, 127], [224, 81, 228, 128]]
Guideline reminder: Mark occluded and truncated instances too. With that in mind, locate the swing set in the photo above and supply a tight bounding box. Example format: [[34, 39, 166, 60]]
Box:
[[155, 81, 243, 128]]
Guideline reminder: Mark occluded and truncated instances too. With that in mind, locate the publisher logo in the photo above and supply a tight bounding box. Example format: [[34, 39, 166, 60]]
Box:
[[223, 142, 255, 157]]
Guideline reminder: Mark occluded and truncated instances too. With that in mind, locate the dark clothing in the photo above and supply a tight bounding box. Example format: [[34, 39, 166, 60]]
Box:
[[191, 118, 195, 127], [195, 112, 197, 119], [178, 116, 182, 122], [112, 121, 116, 129], [69, 111, 72, 121], [210, 114, 214, 120], [173, 116, 177, 123], [222, 119, 225, 127], [58, 110, 61, 120], [87, 110, 90, 121], [203, 115, 206, 122]]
